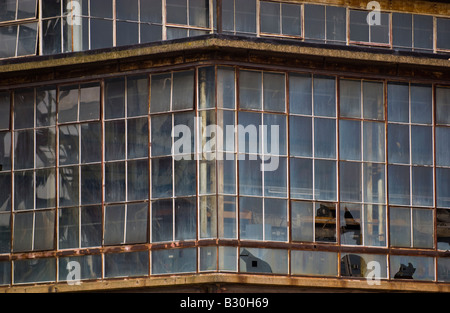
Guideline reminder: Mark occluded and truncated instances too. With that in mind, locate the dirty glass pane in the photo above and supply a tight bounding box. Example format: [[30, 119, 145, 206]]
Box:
[[350, 10, 369, 42], [151, 199, 172, 242], [291, 201, 313, 242], [218, 195, 236, 239], [190, 0, 209, 28], [105, 162, 126, 203], [363, 163, 385, 204], [0, 132, 11, 172], [80, 122, 101, 163], [128, 159, 149, 201], [104, 204, 125, 245], [414, 15, 433, 50], [289, 116, 311, 157], [0, 213, 10, 253], [436, 87, 450, 125], [104, 251, 148, 278], [411, 126, 432, 166], [105, 120, 125, 161], [340, 253, 387, 278], [0, 25, 17, 58], [437, 209, 450, 251], [80, 164, 101, 205], [388, 124, 409, 164], [166, 0, 187, 24], [388, 165, 410, 205], [0, 92, 10, 131], [127, 118, 148, 159], [175, 197, 196, 241], [340, 162, 362, 202], [13, 212, 33, 251], [150, 73, 171, 113], [260, 1, 279, 34], [34, 210, 55, 251], [151, 114, 171, 157], [199, 160, 215, 195], [166, 27, 187, 40], [291, 250, 337, 276], [263, 113, 286, 155], [437, 18, 450, 50], [125, 76, 148, 117], [59, 125, 79, 165], [116, 21, 139, 47], [314, 118, 336, 159], [390, 207, 411, 247], [42, 0, 61, 18], [217, 67, 235, 109], [0, 0, 16, 22], [263, 198, 287, 241], [42, 18, 61, 55], [363, 121, 385, 163], [240, 248, 288, 274], [151, 157, 172, 198], [264, 157, 286, 197], [340, 203, 362, 245], [437, 168, 450, 208], [35, 168, 56, 209], [388, 83, 409, 123], [263, 72, 285, 112], [35, 127, 56, 168], [80, 206, 102, 247], [370, 13, 389, 44], [14, 258, 56, 284], [438, 258, 450, 282], [199, 246, 216, 271], [313, 76, 335, 117], [105, 78, 125, 120], [437, 127, 450, 167], [140, 23, 162, 43], [172, 70, 194, 111], [199, 196, 216, 239], [410, 84, 432, 124], [239, 157, 262, 196], [36, 87, 56, 127], [315, 202, 336, 242], [364, 204, 386, 246], [393, 13, 412, 48], [326, 6, 346, 42], [282, 3, 301, 36], [390, 255, 434, 281], [217, 157, 235, 195], [14, 89, 34, 130], [14, 129, 34, 170], [58, 207, 79, 249], [315, 160, 336, 201], [339, 120, 361, 161], [0, 173, 11, 212], [17, 23, 37, 56], [141, 0, 162, 23], [174, 158, 196, 196], [90, 18, 113, 50], [239, 196, 263, 240], [198, 67, 215, 110], [363, 81, 384, 120], [222, 0, 234, 31], [125, 203, 148, 243], [152, 248, 196, 274], [79, 83, 100, 121], [90, 0, 112, 18], [238, 111, 260, 154], [289, 73, 312, 115], [340, 79, 361, 118], [59, 255, 102, 281], [116, 0, 138, 21], [413, 208, 434, 248], [59, 166, 78, 207], [290, 158, 313, 200], [304, 4, 325, 40], [58, 85, 79, 123], [239, 70, 262, 110], [235, 0, 256, 34]]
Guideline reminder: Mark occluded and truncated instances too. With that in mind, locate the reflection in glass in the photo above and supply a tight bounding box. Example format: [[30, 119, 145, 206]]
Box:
[[58, 207, 79, 249], [35, 168, 56, 209], [219, 246, 237, 271], [14, 129, 34, 170], [304, 4, 325, 40], [13, 212, 33, 251], [0, 173, 11, 212], [363, 81, 384, 120], [90, 19, 113, 50], [105, 78, 125, 120], [282, 3, 301, 36], [33, 210, 55, 251], [59, 125, 79, 165], [79, 83, 100, 121], [150, 73, 171, 113], [36, 87, 56, 127], [199, 246, 216, 271], [174, 158, 196, 197], [58, 85, 78, 123], [14, 89, 34, 130], [260, 1, 279, 34], [81, 206, 102, 247], [59, 166, 78, 207]]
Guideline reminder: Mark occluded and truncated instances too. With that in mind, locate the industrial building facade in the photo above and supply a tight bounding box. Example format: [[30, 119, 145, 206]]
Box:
[[0, 0, 449, 292]]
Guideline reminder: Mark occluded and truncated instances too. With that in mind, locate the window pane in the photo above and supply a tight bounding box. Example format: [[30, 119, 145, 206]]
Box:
[[370, 13, 389, 44], [304, 4, 325, 40], [263, 72, 285, 112], [35, 168, 56, 209], [117, 21, 139, 47], [90, 0, 113, 18], [437, 209, 450, 251], [438, 258, 450, 282], [0, 25, 17, 58], [314, 160, 336, 201], [239, 157, 262, 196], [198, 67, 215, 109], [437, 127, 450, 167], [58, 207, 79, 249], [390, 207, 411, 247], [152, 248, 196, 274], [199, 246, 216, 271], [217, 156, 236, 195], [105, 78, 125, 120], [364, 204, 386, 246], [411, 126, 432, 166], [314, 118, 336, 159], [388, 165, 410, 205], [125, 202, 148, 243], [17, 23, 37, 56], [0, 0, 16, 22], [105, 162, 126, 203], [363, 81, 384, 120], [174, 158, 196, 197], [437, 18, 450, 50], [436, 87, 450, 125], [414, 15, 433, 50], [217, 67, 235, 109], [263, 113, 286, 156], [105, 120, 125, 161], [340, 162, 362, 202], [291, 201, 313, 242], [291, 250, 338, 276], [388, 124, 409, 164], [326, 6, 346, 42], [104, 251, 148, 278], [313, 76, 335, 117], [14, 258, 56, 284], [35, 127, 56, 168], [166, 0, 187, 24], [413, 208, 434, 248], [150, 73, 171, 113], [363, 121, 385, 162], [128, 159, 149, 201], [289, 73, 312, 115], [239, 70, 262, 110], [140, 0, 162, 23], [59, 125, 79, 166], [340, 80, 361, 118], [340, 203, 362, 245], [339, 120, 361, 161], [13, 211, 33, 251], [235, 0, 256, 34], [59, 166, 78, 207], [363, 163, 385, 204], [239, 197, 263, 240], [315, 203, 336, 242], [81, 206, 102, 247], [33, 210, 55, 251], [290, 158, 313, 200], [282, 3, 301, 36], [264, 157, 286, 198], [390, 255, 434, 281], [260, 1, 280, 34], [116, 0, 138, 21], [238, 111, 260, 154], [140, 23, 162, 43], [0, 132, 11, 171], [0, 173, 11, 212], [240, 248, 288, 274], [127, 118, 148, 159], [199, 196, 216, 239], [14, 129, 34, 170], [172, 71, 194, 111], [218, 196, 237, 239], [80, 164, 101, 205], [289, 116, 312, 157], [437, 168, 450, 208], [36, 87, 56, 127], [14, 89, 34, 130], [189, 0, 209, 27], [393, 13, 412, 48], [151, 157, 172, 198], [104, 204, 125, 245], [0, 92, 10, 130], [350, 10, 369, 42], [341, 253, 387, 278], [151, 114, 172, 157], [174, 197, 196, 241], [80, 122, 101, 163], [59, 255, 102, 282], [79, 83, 100, 121], [90, 18, 113, 50], [388, 83, 409, 123], [58, 85, 78, 124], [151, 199, 173, 242], [411, 85, 432, 124]]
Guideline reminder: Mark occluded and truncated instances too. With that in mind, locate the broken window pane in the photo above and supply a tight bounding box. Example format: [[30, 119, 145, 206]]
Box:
[[315, 203, 336, 242], [340, 203, 362, 245], [291, 250, 338, 276], [240, 247, 288, 274], [390, 255, 434, 281], [437, 209, 450, 251], [340, 253, 387, 278]]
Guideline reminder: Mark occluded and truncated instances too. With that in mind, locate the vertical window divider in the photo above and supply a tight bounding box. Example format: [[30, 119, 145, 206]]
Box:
[[162, 0, 167, 40], [256, 0, 260, 37]]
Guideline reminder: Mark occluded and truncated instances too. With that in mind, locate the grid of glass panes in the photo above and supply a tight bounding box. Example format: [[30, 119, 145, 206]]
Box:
[[392, 13, 434, 52], [387, 82, 434, 249], [339, 79, 387, 247], [0, 0, 38, 59], [303, 3, 346, 44], [237, 69, 288, 242], [221, 0, 256, 36], [288, 73, 337, 243], [349, 9, 390, 45], [259, 1, 302, 37], [436, 86, 450, 252]]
